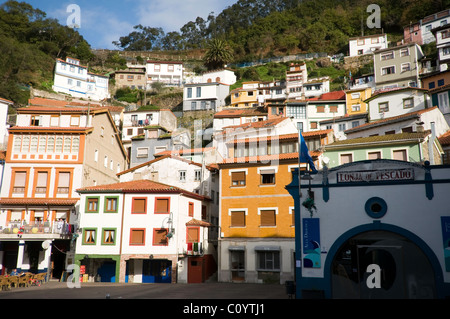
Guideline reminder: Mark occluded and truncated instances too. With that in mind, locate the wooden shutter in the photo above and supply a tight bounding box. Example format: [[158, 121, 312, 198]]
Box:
[[133, 198, 146, 213], [189, 202, 194, 217], [187, 227, 199, 243], [260, 210, 276, 226], [155, 198, 169, 213], [231, 211, 245, 227], [130, 229, 144, 245], [231, 171, 245, 186], [393, 150, 407, 161], [153, 229, 168, 245]]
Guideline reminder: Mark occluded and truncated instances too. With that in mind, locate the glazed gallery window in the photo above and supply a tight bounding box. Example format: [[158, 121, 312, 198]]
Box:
[[231, 171, 246, 186], [155, 198, 170, 214], [130, 229, 145, 245], [83, 229, 96, 245], [102, 229, 116, 245], [230, 210, 246, 227]]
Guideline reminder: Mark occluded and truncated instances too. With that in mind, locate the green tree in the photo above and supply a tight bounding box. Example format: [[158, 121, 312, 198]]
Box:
[[203, 38, 234, 70]]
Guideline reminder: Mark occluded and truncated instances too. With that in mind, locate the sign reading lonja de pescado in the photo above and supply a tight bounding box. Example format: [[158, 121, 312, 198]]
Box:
[[337, 168, 415, 183]]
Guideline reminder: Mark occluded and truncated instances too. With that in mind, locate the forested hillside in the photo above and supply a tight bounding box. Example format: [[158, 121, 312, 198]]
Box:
[[114, 0, 450, 61]]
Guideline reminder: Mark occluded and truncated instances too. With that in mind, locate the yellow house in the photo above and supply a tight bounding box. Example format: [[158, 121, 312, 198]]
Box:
[[345, 87, 372, 115], [230, 81, 260, 108], [217, 132, 318, 284]]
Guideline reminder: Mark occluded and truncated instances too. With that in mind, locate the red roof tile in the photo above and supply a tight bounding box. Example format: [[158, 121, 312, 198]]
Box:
[[0, 198, 79, 206], [438, 130, 450, 146], [186, 218, 212, 227]]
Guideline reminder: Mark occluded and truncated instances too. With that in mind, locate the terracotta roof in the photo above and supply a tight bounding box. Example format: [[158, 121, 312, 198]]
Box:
[[325, 131, 431, 149], [0, 97, 14, 104], [218, 151, 321, 165], [365, 86, 428, 102], [307, 90, 346, 101], [0, 198, 79, 206], [213, 108, 267, 118], [77, 180, 208, 201], [438, 130, 450, 146], [117, 155, 218, 176], [186, 218, 212, 227], [344, 107, 438, 133], [8, 126, 93, 133], [220, 117, 287, 134], [27, 98, 124, 113]]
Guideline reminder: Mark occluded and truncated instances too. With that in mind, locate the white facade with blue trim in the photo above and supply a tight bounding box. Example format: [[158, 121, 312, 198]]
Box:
[[286, 159, 450, 299]]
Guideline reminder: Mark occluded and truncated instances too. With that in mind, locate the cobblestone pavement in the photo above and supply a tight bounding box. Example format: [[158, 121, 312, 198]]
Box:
[[0, 280, 288, 299]]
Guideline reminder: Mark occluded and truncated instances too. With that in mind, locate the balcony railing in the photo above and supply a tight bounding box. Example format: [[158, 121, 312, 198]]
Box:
[[0, 221, 74, 236]]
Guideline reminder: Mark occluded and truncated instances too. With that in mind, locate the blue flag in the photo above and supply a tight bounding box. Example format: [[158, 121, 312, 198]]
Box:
[[299, 131, 317, 173]]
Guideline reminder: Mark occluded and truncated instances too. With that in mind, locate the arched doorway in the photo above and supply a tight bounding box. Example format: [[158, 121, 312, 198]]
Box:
[[330, 230, 437, 299]]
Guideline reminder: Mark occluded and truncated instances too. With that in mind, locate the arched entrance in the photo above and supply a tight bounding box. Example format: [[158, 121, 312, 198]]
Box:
[[330, 230, 437, 299]]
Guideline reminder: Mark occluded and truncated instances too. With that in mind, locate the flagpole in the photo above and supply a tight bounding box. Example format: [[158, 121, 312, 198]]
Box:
[[295, 129, 302, 299]]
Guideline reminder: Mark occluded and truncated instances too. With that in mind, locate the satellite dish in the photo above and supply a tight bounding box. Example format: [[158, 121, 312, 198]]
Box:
[[41, 240, 51, 250]]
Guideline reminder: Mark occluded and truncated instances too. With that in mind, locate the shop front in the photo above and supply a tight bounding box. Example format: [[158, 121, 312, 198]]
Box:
[[286, 159, 450, 299]]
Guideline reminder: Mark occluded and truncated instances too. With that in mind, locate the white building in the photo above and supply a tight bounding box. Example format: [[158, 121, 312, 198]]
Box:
[[146, 60, 183, 88], [286, 159, 450, 299], [364, 87, 430, 122], [183, 82, 230, 112], [421, 9, 450, 44], [75, 180, 216, 283], [432, 24, 450, 71], [348, 34, 388, 57], [213, 108, 268, 133], [52, 57, 110, 101], [0, 97, 13, 150]]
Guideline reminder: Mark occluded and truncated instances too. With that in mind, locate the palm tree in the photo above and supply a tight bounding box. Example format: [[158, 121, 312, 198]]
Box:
[[203, 38, 234, 70]]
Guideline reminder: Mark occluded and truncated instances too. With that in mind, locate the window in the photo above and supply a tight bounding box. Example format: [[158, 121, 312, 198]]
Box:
[[187, 227, 199, 243], [403, 98, 414, 109], [102, 229, 116, 245], [260, 170, 275, 185], [57, 172, 70, 194], [179, 170, 186, 182], [260, 209, 276, 227], [130, 229, 145, 245], [47, 137, 54, 152], [329, 105, 338, 113], [132, 198, 147, 214], [310, 122, 318, 129], [400, 48, 409, 57], [196, 87, 201, 98], [381, 66, 395, 75], [35, 172, 48, 194], [194, 170, 201, 181], [55, 137, 63, 153], [104, 156, 108, 168], [438, 91, 450, 113], [380, 51, 394, 60], [230, 250, 245, 281], [257, 250, 280, 271], [286, 106, 306, 119], [86, 197, 99, 213], [340, 153, 353, 164], [438, 79, 445, 87], [393, 149, 407, 161], [368, 151, 382, 160], [338, 123, 346, 131], [189, 202, 194, 217], [401, 63, 411, 72], [230, 211, 246, 227], [30, 116, 40, 126], [38, 136, 46, 153], [155, 198, 170, 214], [64, 137, 71, 153], [429, 82, 436, 89], [13, 171, 27, 194], [231, 171, 246, 186], [30, 136, 38, 152], [352, 121, 360, 128], [70, 116, 80, 126], [83, 229, 96, 245], [105, 197, 118, 213], [316, 105, 325, 113], [187, 88, 192, 98], [379, 102, 389, 113], [153, 228, 168, 246]]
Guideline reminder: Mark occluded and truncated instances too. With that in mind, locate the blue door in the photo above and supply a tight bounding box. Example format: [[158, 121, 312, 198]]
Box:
[[142, 260, 172, 283], [97, 261, 116, 282]]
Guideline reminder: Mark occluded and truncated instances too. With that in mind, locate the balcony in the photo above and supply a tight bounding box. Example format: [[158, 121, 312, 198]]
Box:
[[0, 221, 74, 239]]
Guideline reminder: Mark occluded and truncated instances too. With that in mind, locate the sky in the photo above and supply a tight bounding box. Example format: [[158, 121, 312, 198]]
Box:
[[2, 0, 238, 49]]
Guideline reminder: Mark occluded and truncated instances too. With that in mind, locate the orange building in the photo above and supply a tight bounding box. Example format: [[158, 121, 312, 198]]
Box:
[[217, 132, 319, 284]]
